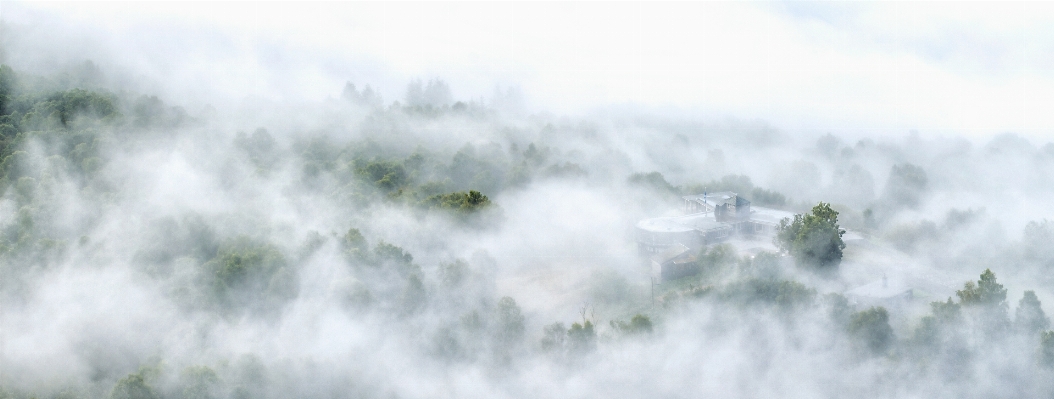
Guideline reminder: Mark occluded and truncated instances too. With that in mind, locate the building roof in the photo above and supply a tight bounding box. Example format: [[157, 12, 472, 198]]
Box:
[[651, 243, 692, 264], [636, 216, 697, 233], [682, 191, 738, 207], [749, 206, 795, 225], [637, 213, 731, 233]]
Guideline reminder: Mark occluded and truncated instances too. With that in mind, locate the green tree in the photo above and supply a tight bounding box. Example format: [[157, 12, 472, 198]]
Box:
[[775, 202, 846, 271], [401, 274, 426, 314], [848, 307, 894, 354], [956, 269, 1007, 308], [956, 269, 1009, 335], [540, 322, 566, 353], [611, 314, 653, 336], [203, 238, 296, 312], [0, 64, 16, 116], [110, 372, 159, 399], [180, 366, 220, 399], [494, 296, 525, 346], [824, 293, 853, 326], [720, 279, 816, 309], [373, 240, 416, 274], [438, 258, 469, 288], [341, 228, 369, 261], [695, 243, 738, 280], [750, 187, 787, 208], [1042, 330, 1054, 367], [567, 320, 596, 353], [356, 160, 408, 191], [882, 163, 928, 209], [912, 298, 963, 349], [1015, 290, 1049, 335], [627, 171, 675, 194]]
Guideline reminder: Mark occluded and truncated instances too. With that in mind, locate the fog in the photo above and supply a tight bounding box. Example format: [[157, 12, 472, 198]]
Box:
[[3, 2, 1054, 399]]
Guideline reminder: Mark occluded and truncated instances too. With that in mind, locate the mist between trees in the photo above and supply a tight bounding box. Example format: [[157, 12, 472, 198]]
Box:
[[5, 57, 1054, 399]]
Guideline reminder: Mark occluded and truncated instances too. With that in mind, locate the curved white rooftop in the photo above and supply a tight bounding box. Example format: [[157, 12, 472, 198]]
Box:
[[636, 216, 695, 233], [636, 213, 730, 233]]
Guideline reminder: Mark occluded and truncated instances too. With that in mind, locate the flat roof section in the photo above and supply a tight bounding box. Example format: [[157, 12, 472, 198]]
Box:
[[682, 191, 738, 207], [749, 206, 795, 225], [636, 216, 696, 233], [636, 213, 732, 233]]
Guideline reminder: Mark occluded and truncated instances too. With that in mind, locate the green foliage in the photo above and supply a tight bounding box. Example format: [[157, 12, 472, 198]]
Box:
[[372, 240, 415, 270], [847, 307, 894, 354], [421, 190, 493, 219], [234, 128, 278, 172], [202, 238, 296, 312], [682, 174, 753, 197], [447, 143, 504, 194], [110, 371, 159, 399], [912, 298, 962, 348], [956, 269, 1007, 307], [1042, 330, 1054, 367], [133, 216, 219, 274], [661, 284, 715, 306], [401, 274, 427, 314], [883, 220, 939, 254], [567, 320, 597, 353], [340, 280, 373, 311], [719, 278, 816, 309], [695, 244, 738, 280], [180, 366, 220, 399], [26, 88, 118, 128], [1022, 219, 1054, 263], [956, 269, 1010, 336], [494, 296, 525, 346], [750, 187, 787, 208], [775, 202, 846, 271], [883, 163, 928, 209], [543, 162, 588, 178], [628, 171, 675, 193], [610, 314, 653, 336], [1015, 290, 1049, 335], [540, 322, 566, 353], [824, 293, 853, 326], [357, 159, 408, 191], [588, 269, 635, 305], [438, 258, 469, 288], [0, 64, 16, 115], [341, 228, 369, 260], [522, 143, 550, 166], [739, 251, 782, 280], [931, 297, 962, 323]]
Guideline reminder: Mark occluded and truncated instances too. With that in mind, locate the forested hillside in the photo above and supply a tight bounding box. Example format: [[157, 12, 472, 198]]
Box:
[[3, 55, 1054, 398]]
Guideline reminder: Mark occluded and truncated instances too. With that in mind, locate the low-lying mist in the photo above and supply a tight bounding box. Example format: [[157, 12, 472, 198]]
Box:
[[4, 8, 1054, 399]]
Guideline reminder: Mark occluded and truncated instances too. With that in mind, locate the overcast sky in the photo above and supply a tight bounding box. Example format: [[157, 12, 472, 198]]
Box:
[[4, 2, 1054, 138]]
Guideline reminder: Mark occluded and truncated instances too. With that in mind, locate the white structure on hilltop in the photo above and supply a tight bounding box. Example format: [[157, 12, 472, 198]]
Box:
[[635, 191, 794, 254]]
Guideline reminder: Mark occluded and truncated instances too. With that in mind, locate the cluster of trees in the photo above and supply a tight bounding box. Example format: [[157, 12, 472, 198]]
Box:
[[912, 269, 1046, 345], [627, 171, 790, 208], [539, 312, 654, 358], [285, 130, 582, 220]]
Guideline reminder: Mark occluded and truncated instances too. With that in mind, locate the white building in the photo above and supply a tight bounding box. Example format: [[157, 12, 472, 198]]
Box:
[[635, 191, 794, 254]]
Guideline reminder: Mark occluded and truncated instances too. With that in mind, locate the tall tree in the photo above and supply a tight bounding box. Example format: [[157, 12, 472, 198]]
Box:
[[956, 269, 1010, 335], [1015, 290, 1050, 335], [775, 202, 846, 271], [848, 307, 894, 354]]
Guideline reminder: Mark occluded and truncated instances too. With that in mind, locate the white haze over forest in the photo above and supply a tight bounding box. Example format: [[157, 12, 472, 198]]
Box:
[[1, 2, 1054, 399]]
